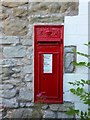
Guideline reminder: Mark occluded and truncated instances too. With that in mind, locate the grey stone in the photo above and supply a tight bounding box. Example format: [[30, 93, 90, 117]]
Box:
[[0, 84, 14, 90], [59, 102, 74, 112], [2, 59, 22, 67], [2, 78, 22, 86], [25, 74, 33, 82], [4, 109, 13, 118], [29, 16, 64, 24], [12, 73, 20, 78], [32, 110, 42, 118], [4, 17, 28, 36], [13, 8, 28, 17], [21, 38, 32, 46], [26, 82, 32, 91], [42, 105, 49, 110], [65, 46, 76, 53], [2, 88, 17, 99], [2, 98, 18, 108], [0, 59, 2, 65], [43, 110, 56, 118], [58, 105, 69, 112], [49, 104, 59, 111], [0, 46, 2, 52], [29, 2, 78, 16], [0, 36, 19, 45], [26, 47, 33, 59], [22, 65, 33, 74], [21, 58, 32, 65], [2, 67, 14, 75], [2, 59, 16, 67], [11, 108, 33, 118], [12, 68, 21, 73], [2, 67, 14, 80], [0, 75, 2, 82], [49, 3, 61, 13], [64, 53, 76, 73], [64, 46, 76, 73], [0, 12, 9, 20], [64, 101, 74, 107], [18, 87, 33, 102], [2, 2, 28, 8], [2, 75, 10, 80], [57, 112, 74, 119], [3, 46, 26, 58], [26, 102, 34, 107], [20, 102, 26, 107], [0, 66, 2, 74]]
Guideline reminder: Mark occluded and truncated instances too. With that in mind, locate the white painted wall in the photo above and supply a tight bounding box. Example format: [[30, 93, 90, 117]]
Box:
[[64, 0, 88, 112]]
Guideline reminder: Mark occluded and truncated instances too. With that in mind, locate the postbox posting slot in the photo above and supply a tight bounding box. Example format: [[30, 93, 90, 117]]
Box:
[[37, 41, 61, 45]]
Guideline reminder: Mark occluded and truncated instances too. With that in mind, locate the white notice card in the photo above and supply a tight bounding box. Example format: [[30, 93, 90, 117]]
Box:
[[43, 54, 52, 73]]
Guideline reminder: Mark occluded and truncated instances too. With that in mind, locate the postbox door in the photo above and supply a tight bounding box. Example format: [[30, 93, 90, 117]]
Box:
[[34, 44, 63, 103]]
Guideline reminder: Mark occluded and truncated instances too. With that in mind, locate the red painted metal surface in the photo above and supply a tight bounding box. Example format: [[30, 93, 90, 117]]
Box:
[[34, 25, 64, 103]]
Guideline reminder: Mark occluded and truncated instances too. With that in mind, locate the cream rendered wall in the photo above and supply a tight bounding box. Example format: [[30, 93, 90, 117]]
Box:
[[64, 0, 88, 112]]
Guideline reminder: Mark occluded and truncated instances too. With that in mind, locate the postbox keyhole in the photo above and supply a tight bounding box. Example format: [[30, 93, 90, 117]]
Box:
[[43, 77, 46, 80]]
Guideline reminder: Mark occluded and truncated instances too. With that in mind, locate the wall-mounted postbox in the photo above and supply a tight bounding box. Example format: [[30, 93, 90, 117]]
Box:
[[34, 25, 64, 103]]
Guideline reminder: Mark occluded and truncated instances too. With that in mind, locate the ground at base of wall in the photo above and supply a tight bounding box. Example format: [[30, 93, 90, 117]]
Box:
[[1, 102, 75, 119]]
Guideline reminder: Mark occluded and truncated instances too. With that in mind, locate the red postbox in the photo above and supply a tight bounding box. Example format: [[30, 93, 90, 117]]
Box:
[[34, 25, 64, 103]]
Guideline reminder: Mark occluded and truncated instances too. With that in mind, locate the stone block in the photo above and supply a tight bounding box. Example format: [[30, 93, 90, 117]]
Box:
[[13, 8, 28, 17], [29, 16, 64, 24], [18, 87, 33, 102], [25, 74, 33, 82], [58, 112, 74, 119], [26, 82, 32, 91], [22, 65, 33, 74], [2, 88, 17, 99], [20, 102, 26, 107], [0, 36, 19, 45], [26, 47, 33, 59], [29, 2, 78, 16], [2, 2, 28, 8], [65, 46, 76, 53], [64, 46, 76, 73], [59, 101, 74, 112], [20, 38, 32, 46], [0, 66, 2, 74], [2, 67, 14, 80], [2, 59, 19, 67], [43, 110, 56, 118], [2, 98, 18, 108], [0, 13, 9, 20], [4, 18, 28, 36], [12, 68, 21, 73], [12, 73, 21, 78], [0, 84, 14, 90], [11, 108, 33, 118], [3, 78, 22, 86], [49, 104, 59, 111], [26, 102, 34, 107], [21, 58, 32, 65], [42, 105, 49, 110], [3, 46, 26, 58]]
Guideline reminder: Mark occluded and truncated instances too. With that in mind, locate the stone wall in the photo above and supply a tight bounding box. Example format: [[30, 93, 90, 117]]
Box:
[[0, 1, 79, 119], [0, 2, 78, 36]]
